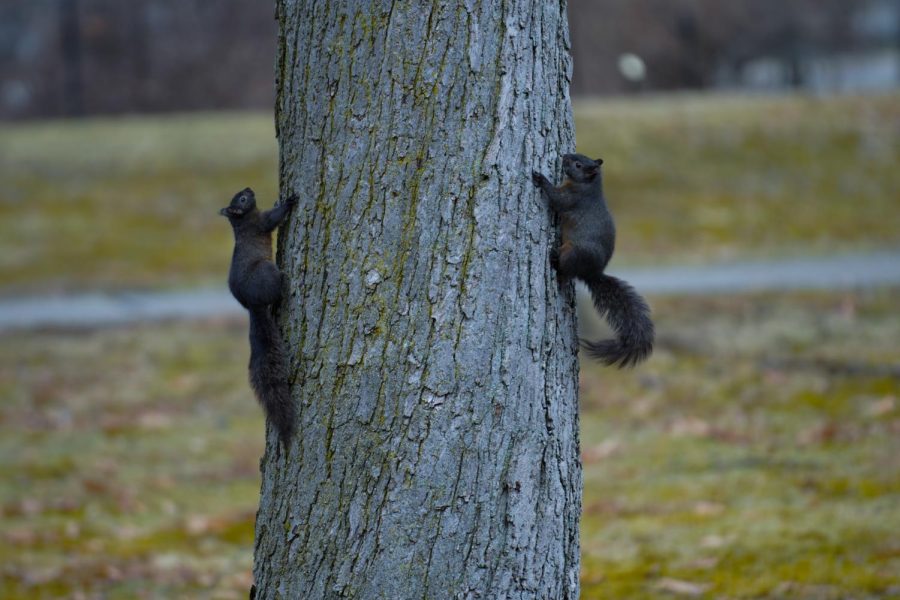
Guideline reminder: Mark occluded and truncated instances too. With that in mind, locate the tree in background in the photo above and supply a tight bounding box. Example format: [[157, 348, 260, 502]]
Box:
[[1, 0, 885, 119], [0, 0, 277, 118], [568, 0, 858, 94], [251, 1, 581, 597]]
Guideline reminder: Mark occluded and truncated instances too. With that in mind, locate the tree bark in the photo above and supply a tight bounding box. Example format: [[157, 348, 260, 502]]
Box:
[[254, 1, 579, 597]]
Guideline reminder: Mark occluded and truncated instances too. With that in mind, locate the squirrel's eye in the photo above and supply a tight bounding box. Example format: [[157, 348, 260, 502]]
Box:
[[575, 162, 582, 169], [240, 197, 247, 204]]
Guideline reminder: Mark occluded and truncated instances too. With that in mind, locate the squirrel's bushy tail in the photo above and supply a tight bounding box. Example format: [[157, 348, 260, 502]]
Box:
[[582, 274, 654, 368], [248, 307, 294, 449]]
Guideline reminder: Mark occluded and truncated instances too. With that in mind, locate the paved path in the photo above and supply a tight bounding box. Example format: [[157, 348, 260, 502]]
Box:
[[1, 251, 898, 332], [618, 251, 900, 296], [0, 288, 245, 332]]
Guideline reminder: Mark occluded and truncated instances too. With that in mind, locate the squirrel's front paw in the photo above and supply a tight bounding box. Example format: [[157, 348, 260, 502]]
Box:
[[284, 194, 299, 209], [531, 171, 547, 188]]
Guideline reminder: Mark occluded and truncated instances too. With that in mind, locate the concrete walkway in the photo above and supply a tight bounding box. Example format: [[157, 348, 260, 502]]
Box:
[[0, 288, 245, 331], [1, 251, 898, 332], [619, 250, 900, 296]]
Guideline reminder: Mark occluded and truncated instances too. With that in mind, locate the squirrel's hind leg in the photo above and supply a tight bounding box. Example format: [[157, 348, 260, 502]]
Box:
[[557, 245, 607, 281]]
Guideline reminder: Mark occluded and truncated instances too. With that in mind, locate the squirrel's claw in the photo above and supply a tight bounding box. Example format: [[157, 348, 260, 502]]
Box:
[[531, 170, 547, 188]]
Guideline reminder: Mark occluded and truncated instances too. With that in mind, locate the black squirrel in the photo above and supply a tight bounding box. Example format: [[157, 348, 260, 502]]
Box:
[[220, 187, 297, 448], [532, 153, 654, 367]]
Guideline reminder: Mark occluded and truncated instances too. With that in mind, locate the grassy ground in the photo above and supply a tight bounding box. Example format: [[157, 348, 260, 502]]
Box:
[[578, 289, 900, 598], [2, 94, 897, 597], [0, 114, 278, 295], [575, 93, 900, 263], [1, 289, 897, 598], [0, 318, 260, 599], [1, 93, 897, 294]]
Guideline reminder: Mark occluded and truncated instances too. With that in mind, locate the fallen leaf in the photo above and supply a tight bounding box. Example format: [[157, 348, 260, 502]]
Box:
[[670, 417, 711, 438], [693, 501, 725, 517], [582, 439, 621, 463], [22, 565, 62, 585], [630, 396, 657, 417], [152, 553, 183, 570], [230, 570, 253, 589], [796, 421, 839, 445], [700, 534, 729, 549], [104, 564, 124, 581], [82, 477, 113, 495], [774, 581, 840, 596], [115, 525, 141, 540], [655, 577, 710, 596], [138, 411, 174, 429], [865, 395, 895, 418], [19, 497, 43, 516], [4, 527, 37, 545], [186, 515, 211, 535], [686, 557, 719, 570], [64, 520, 80, 538]]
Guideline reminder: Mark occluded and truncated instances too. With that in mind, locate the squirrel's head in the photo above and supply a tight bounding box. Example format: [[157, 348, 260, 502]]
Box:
[[562, 153, 603, 183], [219, 187, 257, 219]]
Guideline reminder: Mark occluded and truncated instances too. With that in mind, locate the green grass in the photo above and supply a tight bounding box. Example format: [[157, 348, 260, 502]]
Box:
[[0, 319, 262, 599], [575, 93, 900, 264], [1, 290, 898, 598], [578, 289, 900, 598], [2, 93, 898, 293], [0, 113, 279, 294], [2, 94, 898, 596]]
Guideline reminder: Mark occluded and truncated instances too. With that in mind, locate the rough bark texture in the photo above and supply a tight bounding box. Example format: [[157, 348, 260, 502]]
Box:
[[254, 1, 579, 598]]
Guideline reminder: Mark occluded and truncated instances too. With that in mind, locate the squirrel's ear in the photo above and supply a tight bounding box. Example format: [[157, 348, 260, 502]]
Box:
[[594, 158, 604, 166]]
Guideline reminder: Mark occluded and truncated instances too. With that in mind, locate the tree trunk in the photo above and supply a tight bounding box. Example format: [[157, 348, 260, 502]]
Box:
[[254, 1, 579, 597], [59, 0, 84, 117]]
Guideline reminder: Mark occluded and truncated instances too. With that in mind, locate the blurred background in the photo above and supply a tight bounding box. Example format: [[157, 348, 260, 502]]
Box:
[[2, 0, 899, 119], [1, 1, 898, 598]]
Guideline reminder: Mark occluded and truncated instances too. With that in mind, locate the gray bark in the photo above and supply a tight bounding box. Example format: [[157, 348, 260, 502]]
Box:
[[254, 1, 579, 598]]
